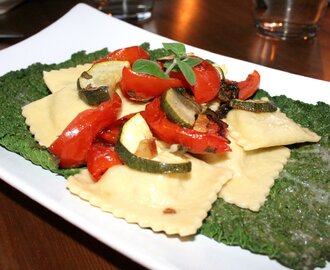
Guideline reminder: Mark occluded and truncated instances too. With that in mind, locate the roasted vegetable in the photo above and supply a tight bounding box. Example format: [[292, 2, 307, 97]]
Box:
[[161, 88, 202, 128], [115, 113, 192, 174], [143, 98, 230, 155], [49, 93, 122, 168], [229, 99, 277, 112], [77, 60, 129, 105]]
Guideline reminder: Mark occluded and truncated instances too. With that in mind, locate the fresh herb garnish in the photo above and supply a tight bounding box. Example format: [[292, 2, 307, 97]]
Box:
[[138, 42, 201, 85], [182, 57, 203, 67], [176, 59, 196, 85], [132, 59, 168, 79], [162, 42, 187, 58]]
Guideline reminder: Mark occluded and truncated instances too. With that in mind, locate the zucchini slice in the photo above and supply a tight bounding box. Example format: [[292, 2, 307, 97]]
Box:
[[229, 99, 277, 112], [212, 64, 226, 80], [161, 88, 202, 128], [78, 60, 130, 105], [115, 113, 191, 174]]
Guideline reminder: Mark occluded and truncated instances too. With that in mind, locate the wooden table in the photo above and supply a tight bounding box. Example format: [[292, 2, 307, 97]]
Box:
[[0, 0, 329, 269]]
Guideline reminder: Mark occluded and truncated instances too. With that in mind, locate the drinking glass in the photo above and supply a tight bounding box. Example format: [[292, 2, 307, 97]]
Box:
[[95, 0, 154, 22], [252, 0, 328, 39]]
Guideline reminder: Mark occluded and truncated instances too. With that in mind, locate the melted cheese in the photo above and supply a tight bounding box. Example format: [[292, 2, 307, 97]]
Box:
[[226, 109, 321, 151], [67, 152, 232, 237]]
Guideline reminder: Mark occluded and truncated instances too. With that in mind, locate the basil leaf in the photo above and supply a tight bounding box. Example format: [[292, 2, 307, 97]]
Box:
[[138, 42, 174, 60], [162, 43, 186, 58], [148, 48, 172, 60], [176, 59, 196, 85], [163, 60, 179, 72], [163, 61, 171, 69], [163, 57, 202, 75], [182, 57, 202, 68], [133, 59, 168, 79]]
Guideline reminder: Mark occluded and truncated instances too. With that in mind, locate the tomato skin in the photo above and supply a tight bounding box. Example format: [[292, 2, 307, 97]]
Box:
[[49, 93, 122, 168], [86, 143, 122, 181], [97, 113, 136, 145], [94, 46, 150, 66], [169, 60, 220, 103], [169, 70, 191, 89], [120, 67, 184, 101], [98, 124, 121, 145], [191, 60, 221, 103], [237, 70, 261, 100], [142, 98, 230, 154]]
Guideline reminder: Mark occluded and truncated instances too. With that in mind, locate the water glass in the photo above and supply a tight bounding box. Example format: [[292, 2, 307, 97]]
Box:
[[252, 0, 328, 39], [95, 0, 154, 22]]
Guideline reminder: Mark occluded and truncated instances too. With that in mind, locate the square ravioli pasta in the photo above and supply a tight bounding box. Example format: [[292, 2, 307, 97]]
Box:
[[202, 135, 290, 211], [43, 64, 92, 93], [226, 108, 320, 151], [67, 151, 232, 237]]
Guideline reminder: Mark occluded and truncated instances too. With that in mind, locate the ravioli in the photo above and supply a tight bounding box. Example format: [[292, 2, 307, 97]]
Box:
[[43, 64, 92, 93], [22, 86, 92, 147], [203, 136, 290, 211], [23, 65, 145, 147], [67, 151, 232, 237], [226, 109, 321, 150]]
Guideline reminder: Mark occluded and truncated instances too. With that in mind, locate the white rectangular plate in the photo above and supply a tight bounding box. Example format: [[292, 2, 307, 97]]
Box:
[[0, 4, 329, 270]]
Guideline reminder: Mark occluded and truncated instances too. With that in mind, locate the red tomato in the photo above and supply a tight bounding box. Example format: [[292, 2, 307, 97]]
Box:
[[86, 143, 122, 181], [169, 60, 220, 103], [237, 70, 261, 100], [49, 93, 122, 168], [142, 98, 230, 154], [169, 70, 191, 89], [120, 67, 184, 101], [94, 46, 150, 66], [191, 60, 221, 103], [97, 113, 136, 145]]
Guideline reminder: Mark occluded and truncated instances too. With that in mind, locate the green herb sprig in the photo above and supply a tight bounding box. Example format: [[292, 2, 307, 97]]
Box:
[[135, 43, 202, 85]]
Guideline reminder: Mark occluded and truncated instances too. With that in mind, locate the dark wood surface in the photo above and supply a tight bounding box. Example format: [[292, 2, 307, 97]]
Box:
[[0, 1, 329, 269]]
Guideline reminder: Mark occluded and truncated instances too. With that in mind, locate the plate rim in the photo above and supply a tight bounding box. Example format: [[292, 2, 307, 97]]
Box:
[[0, 3, 329, 270]]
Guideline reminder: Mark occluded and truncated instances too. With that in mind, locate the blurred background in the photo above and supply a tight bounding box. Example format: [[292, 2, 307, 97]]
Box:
[[1, 0, 329, 81]]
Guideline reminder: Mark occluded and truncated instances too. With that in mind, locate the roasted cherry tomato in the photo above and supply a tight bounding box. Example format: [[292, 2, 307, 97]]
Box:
[[86, 143, 122, 181], [95, 46, 150, 66], [169, 70, 191, 89], [49, 93, 122, 168], [170, 60, 220, 103], [237, 70, 261, 100], [142, 98, 230, 154], [120, 67, 184, 101], [190, 60, 221, 103]]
